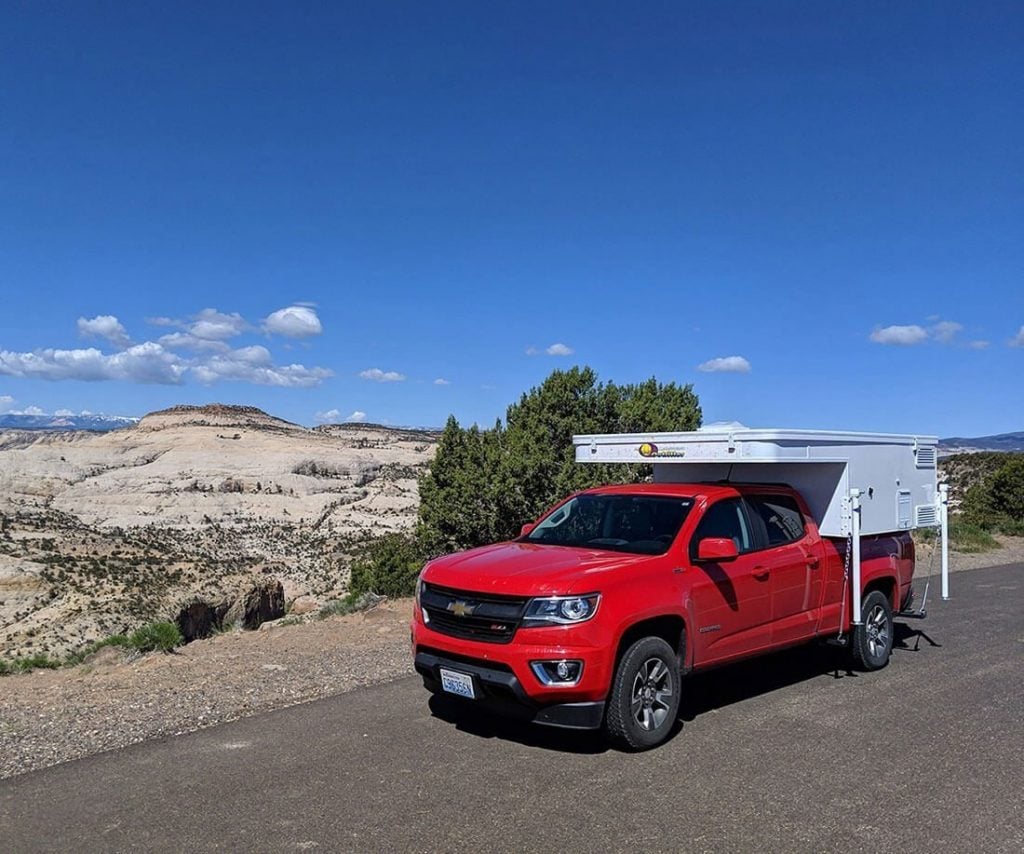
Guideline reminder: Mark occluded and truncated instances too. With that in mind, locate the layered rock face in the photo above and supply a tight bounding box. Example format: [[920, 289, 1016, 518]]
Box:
[[0, 405, 438, 657]]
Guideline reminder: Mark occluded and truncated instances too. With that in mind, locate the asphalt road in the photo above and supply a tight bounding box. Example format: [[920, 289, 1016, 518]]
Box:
[[2, 563, 1022, 853]]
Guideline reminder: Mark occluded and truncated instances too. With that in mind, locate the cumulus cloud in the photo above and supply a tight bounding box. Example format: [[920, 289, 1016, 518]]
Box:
[[77, 315, 131, 347], [0, 394, 15, 413], [191, 345, 331, 387], [316, 408, 367, 424], [433, 378, 451, 386], [263, 305, 323, 338], [698, 356, 752, 374], [1010, 326, 1024, 348], [4, 310, 332, 389], [526, 343, 574, 356], [869, 325, 929, 346], [930, 320, 963, 344], [158, 332, 231, 352], [0, 343, 186, 384], [360, 368, 405, 382], [188, 308, 247, 340], [54, 408, 75, 416]]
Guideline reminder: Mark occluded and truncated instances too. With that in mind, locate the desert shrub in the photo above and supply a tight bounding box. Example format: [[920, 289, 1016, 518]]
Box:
[[319, 591, 384, 618], [948, 519, 999, 553], [63, 634, 131, 666], [128, 621, 183, 653], [348, 533, 423, 598], [961, 456, 1024, 535], [0, 653, 63, 675]]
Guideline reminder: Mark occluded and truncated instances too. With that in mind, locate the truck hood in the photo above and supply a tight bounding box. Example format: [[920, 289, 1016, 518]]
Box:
[[422, 541, 652, 596]]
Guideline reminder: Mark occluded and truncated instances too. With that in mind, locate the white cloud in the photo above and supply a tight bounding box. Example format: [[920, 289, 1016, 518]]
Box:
[[870, 325, 928, 346], [359, 368, 405, 382], [316, 408, 342, 423], [345, 410, 367, 423], [527, 343, 574, 356], [433, 378, 450, 386], [930, 320, 963, 344], [698, 355, 752, 374], [968, 340, 990, 350], [145, 316, 178, 327], [158, 332, 231, 353], [188, 308, 247, 340], [1010, 326, 1024, 348], [18, 405, 46, 416], [191, 346, 331, 387], [263, 305, 323, 338], [77, 315, 131, 347], [0, 343, 186, 384], [0, 394, 13, 413], [54, 408, 75, 416]]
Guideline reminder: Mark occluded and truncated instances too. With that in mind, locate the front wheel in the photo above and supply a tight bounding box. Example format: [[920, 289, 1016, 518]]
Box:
[[850, 590, 894, 671], [604, 636, 681, 751]]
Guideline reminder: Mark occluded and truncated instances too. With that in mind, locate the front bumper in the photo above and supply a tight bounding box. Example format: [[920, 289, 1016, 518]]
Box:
[[414, 648, 606, 730]]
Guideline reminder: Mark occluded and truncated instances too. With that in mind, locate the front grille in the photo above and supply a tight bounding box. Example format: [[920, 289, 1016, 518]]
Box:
[[421, 583, 528, 644]]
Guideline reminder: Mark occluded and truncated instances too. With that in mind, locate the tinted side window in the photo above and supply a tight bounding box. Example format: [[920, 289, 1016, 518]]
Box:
[[690, 499, 752, 559], [748, 495, 806, 546]]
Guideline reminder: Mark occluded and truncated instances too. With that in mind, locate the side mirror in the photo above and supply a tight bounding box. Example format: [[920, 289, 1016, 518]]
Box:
[[696, 537, 739, 562], [520, 523, 536, 537]]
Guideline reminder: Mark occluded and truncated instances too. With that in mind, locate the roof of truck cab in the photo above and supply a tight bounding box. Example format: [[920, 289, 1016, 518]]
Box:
[[580, 482, 796, 500]]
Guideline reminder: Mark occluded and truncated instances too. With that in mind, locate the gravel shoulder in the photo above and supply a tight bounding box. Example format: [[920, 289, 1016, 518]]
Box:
[[0, 600, 415, 779], [3, 536, 1023, 781]]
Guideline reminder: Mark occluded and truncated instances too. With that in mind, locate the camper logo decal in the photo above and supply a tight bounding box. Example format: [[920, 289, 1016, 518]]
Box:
[[638, 443, 686, 459]]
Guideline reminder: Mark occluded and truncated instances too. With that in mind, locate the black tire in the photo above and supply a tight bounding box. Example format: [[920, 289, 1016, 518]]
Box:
[[850, 590, 894, 671], [604, 636, 681, 751]]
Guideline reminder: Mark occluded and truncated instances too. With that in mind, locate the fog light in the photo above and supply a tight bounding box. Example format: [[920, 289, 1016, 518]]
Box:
[[530, 660, 584, 686]]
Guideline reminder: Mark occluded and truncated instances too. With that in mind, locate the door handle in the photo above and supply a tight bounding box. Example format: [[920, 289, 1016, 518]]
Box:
[[752, 566, 770, 581], [805, 555, 820, 569]]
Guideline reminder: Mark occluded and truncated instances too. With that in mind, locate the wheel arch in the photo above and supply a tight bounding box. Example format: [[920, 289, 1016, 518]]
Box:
[[614, 614, 689, 674]]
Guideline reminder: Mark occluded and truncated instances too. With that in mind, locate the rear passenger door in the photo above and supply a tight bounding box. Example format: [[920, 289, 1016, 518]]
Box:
[[687, 498, 773, 664], [743, 494, 822, 645]]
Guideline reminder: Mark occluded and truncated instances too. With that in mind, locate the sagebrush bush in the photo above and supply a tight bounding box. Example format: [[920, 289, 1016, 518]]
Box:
[[128, 621, 183, 653]]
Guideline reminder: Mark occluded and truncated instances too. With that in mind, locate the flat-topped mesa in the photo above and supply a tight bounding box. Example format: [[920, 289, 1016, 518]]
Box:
[[138, 404, 302, 432]]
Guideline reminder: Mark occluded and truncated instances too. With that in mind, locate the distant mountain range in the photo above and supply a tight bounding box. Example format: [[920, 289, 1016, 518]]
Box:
[[0, 413, 139, 432], [939, 432, 1024, 454]]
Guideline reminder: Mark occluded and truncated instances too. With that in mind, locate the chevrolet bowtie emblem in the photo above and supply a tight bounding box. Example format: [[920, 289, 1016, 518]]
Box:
[[447, 600, 475, 617]]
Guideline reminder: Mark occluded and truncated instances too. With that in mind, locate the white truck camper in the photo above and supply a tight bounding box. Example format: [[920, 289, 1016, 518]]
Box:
[[573, 426, 949, 628]]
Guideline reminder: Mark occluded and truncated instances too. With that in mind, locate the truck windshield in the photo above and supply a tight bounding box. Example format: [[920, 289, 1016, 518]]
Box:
[[523, 494, 694, 555]]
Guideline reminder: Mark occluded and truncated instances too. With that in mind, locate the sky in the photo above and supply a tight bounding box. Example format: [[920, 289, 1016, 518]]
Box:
[[1, 1, 1021, 436]]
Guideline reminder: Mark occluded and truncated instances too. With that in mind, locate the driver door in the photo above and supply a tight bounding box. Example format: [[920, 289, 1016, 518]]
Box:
[[687, 498, 773, 664]]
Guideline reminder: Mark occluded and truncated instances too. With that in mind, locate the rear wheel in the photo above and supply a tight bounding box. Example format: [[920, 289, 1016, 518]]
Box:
[[605, 636, 680, 751], [850, 590, 894, 671]]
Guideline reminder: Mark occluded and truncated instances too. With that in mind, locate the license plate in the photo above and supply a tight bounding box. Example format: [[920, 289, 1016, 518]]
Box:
[[439, 668, 475, 699]]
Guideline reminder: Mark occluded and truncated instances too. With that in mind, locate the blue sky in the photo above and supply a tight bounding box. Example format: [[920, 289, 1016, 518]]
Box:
[[1, 1, 1021, 436]]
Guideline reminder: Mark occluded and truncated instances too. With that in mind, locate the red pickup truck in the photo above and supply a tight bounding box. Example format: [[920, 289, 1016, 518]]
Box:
[[412, 482, 915, 749]]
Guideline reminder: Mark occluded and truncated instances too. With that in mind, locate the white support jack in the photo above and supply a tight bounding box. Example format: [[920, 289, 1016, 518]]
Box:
[[940, 482, 950, 601], [850, 488, 863, 626]]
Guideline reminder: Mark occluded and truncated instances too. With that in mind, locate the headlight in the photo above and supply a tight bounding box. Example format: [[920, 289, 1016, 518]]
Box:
[[415, 571, 425, 607], [522, 594, 600, 627]]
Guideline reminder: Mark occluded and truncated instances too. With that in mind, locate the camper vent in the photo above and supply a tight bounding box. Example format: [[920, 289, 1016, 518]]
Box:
[[915, 447, 937, 469], [915, 504, 939, 527]]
